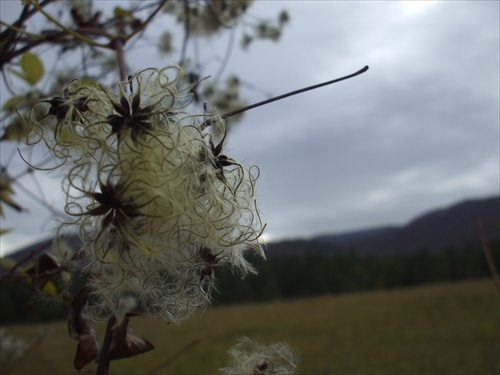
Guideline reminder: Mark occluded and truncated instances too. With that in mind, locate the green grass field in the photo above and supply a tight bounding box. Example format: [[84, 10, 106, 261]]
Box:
[[3, 278, 499, 374]]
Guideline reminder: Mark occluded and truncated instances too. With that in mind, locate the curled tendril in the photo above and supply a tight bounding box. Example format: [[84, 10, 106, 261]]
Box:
[[25, 65, 265, 323]]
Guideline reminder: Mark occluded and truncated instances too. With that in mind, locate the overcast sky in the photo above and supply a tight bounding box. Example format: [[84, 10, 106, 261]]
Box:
[[1, 1, 499, 256]]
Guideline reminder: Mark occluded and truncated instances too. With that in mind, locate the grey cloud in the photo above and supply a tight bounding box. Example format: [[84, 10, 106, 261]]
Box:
[[1, 1, 498, 251]]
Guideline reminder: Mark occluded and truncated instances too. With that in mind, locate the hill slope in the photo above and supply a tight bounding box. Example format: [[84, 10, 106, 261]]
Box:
[[268, 196, 499, 256]]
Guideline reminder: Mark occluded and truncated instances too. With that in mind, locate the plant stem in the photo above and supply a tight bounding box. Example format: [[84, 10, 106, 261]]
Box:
[[96, 316, 116, 375], [114, 38, 127, 82], [146, 338, 199, 375], [222, 65, 369, 120], [125, 0, 169, 42], [478, 217, 500, 291], [31, 2, 108, 48]]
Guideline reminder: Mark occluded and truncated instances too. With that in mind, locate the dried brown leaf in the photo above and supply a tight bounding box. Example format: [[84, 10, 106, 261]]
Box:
[[68, 288, 92, 340], [74, 329, 100, 372], [25, 253, 60, 291], [108, 316, 154, 361]]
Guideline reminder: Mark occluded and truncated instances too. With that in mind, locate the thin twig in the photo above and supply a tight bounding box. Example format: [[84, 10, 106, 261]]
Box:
[[12, 174, 68, 219], [95, 316, 116, 375], [214, 26, 236, 82], [179, 0, 191, 66], [222, 65, 369, 120], [0, 69, 16, 96], [478, 217, 500, 291], [1, 26, 114, 66], [31, 2, 108, 48], [0, 20, 45, 40], [0, 0, 56, 47], [124, 0, 169, 42], [146, 338, 200, 375], [114, 38, 127, 81]]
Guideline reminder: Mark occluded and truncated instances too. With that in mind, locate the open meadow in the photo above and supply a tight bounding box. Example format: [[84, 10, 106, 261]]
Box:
[[3, 278, 499, 374]]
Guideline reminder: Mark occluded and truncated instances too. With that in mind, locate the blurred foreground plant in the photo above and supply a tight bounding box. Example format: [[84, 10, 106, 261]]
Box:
[[1, 1, 368, 374], [0, 328, 27, 373], [221, 337, 298, 375]]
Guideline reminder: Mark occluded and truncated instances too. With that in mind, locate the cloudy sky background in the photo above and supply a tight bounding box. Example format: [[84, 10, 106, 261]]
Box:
[[1, 1, 499, 255]]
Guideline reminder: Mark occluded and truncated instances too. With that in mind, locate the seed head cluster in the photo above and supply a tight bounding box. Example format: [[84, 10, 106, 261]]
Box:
[[220, 337, 298, 375], [164, 0, 253, 36], [28, 67, 265, 322]]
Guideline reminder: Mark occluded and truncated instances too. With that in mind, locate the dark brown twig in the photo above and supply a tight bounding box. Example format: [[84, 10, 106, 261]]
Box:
[[95, 316, 116, 375], [124, 0, 169, 42], [113, 37, 127, 82], [179, 0, 191, 66], [222, 65, 369, 120], [478, 217, 500, 291], [146, 338, 200, 375]]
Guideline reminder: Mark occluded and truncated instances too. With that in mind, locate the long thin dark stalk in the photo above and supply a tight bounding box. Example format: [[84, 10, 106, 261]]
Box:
[[114, 37, 127, 82], [179, 0, 191, 66], [0, 0, 57, 63], [146, 338, 200, 375], [222, 65, 369, 119], [124, 0, 168, 42], [478, 217, 500, 291], [12, 178, 67, 219], [95, 316, 116, 375]]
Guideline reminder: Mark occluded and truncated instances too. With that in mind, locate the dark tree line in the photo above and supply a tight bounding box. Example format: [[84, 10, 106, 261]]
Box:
[[213, 241, 499, 304], [0, 241, 498, 324]]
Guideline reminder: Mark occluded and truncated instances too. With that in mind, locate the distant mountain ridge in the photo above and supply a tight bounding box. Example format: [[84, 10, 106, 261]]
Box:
[[2, 196, 499, 266], [313, 226, 398, 245], [267, 196, 499, 257]]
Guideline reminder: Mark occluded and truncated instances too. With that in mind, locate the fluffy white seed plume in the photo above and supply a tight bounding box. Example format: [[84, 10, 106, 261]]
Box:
[[0, 329, 27, 372], [28, 66, 265, 323], [221, 337, 298, 375]]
